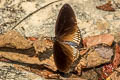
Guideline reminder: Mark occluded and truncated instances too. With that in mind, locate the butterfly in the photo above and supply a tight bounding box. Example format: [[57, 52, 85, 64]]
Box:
[[53, 4, 82, 73]]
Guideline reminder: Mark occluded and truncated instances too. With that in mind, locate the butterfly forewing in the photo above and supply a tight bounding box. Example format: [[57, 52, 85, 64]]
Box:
[[55, 4, 81, 46], [53, 41, 74, 72]]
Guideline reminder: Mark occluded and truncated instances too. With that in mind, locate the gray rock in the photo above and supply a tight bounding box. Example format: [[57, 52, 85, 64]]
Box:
[[0, 0, 120, 38], [0, 62, 44, 80]]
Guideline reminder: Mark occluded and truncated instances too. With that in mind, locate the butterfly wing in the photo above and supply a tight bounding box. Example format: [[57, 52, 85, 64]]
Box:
[[54, 4, 81, 72], [53, 40, 74, 72], [55, 4, 81, 46]]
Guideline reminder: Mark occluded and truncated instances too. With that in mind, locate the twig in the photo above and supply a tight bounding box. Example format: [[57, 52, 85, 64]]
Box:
[[11, 0, 63, 30]]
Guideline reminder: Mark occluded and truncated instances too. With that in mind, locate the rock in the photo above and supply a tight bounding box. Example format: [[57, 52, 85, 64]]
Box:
[[106, 67, 120, 80], [80, 45, 113, 68], [114, 11, 120, 20], [104, 14, 114, 21], [96, 19, 110, 30], [0, 30, 32, 49], [33, 36, 53, 54], [83, 34, 114, 48], [0, 0, 120, 79], [0, 62, 44, 80], [114, 32, 120, 42], [0, 51, 40, 64], [81, 69, 100, 80], [0, 0, 119, 38], [114, 0, 120, 8]]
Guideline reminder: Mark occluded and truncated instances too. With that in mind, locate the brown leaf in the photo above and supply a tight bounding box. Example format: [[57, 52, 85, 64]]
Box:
[[112, 43, 120, 69], [83, 34, 114, 48], [102, 64, 114, 79], [96, 1, 115, 11]]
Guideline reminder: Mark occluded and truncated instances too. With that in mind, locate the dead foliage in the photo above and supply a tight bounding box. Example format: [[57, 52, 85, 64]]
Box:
[[112, 43, 120, 69], [96, 1, 115, 11]]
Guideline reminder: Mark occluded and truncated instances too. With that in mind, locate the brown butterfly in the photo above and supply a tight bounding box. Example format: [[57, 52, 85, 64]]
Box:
[[53, 4, 82, 73]]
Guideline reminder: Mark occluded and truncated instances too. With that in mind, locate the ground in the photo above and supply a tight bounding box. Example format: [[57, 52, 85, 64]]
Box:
[[0, 0, 120, 80]]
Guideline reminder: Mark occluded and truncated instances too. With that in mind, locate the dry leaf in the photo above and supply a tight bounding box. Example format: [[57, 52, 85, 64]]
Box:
[[112, 43, 120, 69], [96, 1, 115, 11], [102, 64, 114, 79]]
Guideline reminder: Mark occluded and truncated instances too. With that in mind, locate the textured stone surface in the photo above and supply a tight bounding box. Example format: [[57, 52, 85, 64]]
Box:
[[0, 0, 120, 79], [80, 45, 113, 68], [0, 62, 44, 80], [107, 67, 120, 80], [0, 0, 119, 38], [83, 34, 114, 47], [0, 30, 32, 49]]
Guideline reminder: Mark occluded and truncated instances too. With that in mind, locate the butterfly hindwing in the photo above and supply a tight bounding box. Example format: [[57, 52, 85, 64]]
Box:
[[53, 40, 74, 72]]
